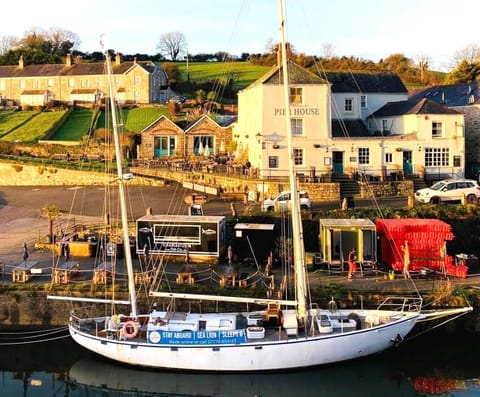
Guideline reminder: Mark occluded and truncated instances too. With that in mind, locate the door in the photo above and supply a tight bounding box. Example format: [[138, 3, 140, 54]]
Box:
[[332, 151, 344, 174], [403, 151, 413, 175]]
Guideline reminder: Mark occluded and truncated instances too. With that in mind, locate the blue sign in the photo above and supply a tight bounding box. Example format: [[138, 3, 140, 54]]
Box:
[[148, 329, 246, 345]]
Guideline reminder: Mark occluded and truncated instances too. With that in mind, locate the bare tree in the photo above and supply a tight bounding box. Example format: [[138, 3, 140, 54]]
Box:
[[452, 42, 480, 65], [45, 27, 81, 52], [157, 32, 187, 61], [0, 35, 17, 55], [415, 52, 430, 84], [320, 42, 336, 60]]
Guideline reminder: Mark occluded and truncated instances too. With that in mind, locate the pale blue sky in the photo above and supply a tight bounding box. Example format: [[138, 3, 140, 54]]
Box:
[[4, 0, 477, 71]]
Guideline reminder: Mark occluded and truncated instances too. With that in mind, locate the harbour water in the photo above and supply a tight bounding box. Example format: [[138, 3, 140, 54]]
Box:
[[1, 327, 480, 396]]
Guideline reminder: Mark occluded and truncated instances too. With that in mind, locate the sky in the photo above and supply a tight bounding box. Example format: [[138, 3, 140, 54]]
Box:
[[2, 0, 477, 71]]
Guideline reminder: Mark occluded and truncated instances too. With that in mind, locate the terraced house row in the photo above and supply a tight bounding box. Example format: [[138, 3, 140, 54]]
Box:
[[0, 53, 172, 106]]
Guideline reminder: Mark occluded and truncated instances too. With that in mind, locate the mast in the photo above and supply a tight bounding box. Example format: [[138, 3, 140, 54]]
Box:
[[278, 0, 307, 321], [104, 50, 138, 318]]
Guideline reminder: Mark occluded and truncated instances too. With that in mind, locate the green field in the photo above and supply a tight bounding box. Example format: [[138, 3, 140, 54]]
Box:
[[175, 62, 270, 90], [96, 107, 169, 133], [53, 109, 95, 140], [0, 110, 67, 142]]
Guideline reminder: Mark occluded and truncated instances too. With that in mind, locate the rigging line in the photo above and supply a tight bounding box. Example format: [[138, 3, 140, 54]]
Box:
[[0, 328, 70, 340], [0, 326, 69, 336], [0, 333, 72, 346]]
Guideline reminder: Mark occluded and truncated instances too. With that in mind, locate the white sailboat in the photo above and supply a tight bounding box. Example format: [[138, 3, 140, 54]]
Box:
[[49, 0, 471, 372]]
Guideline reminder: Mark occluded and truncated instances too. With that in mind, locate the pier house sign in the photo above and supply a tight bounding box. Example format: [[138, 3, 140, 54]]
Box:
[[274, 107, 320, 116]]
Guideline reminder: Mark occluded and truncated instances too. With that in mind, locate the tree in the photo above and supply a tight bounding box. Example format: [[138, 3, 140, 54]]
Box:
[[41, 204, 60, 244], [445, 60, 480, 84], [415, 53, 430, 84], [156, 32, 187, 61]]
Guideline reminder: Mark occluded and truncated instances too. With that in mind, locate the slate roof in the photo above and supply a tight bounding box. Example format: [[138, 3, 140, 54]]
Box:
[[0, 60, 155, 78], [322, 72, 407, 93], [250, 61, 329, 87], [409, 82, 480, 106], [371, 98, 460, 118], [331, 119, 370, 138]]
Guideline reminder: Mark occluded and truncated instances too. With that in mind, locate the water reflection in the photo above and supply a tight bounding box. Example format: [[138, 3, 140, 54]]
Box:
[[1, 330, 480, 396]]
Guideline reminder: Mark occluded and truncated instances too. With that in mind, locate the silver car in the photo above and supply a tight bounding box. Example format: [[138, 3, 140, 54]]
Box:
[[262, 190, 312, 211], [415, 179, 480, 204]]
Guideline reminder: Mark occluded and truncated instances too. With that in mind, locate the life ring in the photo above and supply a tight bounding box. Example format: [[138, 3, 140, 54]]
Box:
[[122, 320, 139, 339]]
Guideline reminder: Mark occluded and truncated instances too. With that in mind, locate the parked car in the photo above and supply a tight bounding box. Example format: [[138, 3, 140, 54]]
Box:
[[414, 179, 480, 204], [262, 190, 312, 211], [169, 95, 186, 104]]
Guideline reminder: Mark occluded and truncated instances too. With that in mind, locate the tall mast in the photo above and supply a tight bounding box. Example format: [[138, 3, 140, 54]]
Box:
[[104, 50, 138, 318], [278, 0, 307, 321]]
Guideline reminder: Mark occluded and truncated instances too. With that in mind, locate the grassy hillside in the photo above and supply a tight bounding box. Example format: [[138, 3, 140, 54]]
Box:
[[52, 109, 96, 140], [174, 62, 270, 91], [96, 107, 169, 133], [0, 110, 67, 142]]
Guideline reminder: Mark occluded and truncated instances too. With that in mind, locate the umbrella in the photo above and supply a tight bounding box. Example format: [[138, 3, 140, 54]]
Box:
[[198, 141, 204, 156], [62, 242, 71, 261], [403, 241, 410, 277], [23, 242, 29, 262], [227, 245, 233, 264]]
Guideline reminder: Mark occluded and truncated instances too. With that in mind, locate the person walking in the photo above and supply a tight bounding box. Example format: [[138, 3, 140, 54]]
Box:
[[348, 247, 357, 279]]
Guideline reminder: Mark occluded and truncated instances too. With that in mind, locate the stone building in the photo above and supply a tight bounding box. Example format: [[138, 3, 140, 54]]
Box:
[[0, 53, 172, 107]]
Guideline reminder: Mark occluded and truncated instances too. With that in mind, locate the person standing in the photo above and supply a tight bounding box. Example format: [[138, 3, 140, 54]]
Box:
[[348, 248, 357, 279]]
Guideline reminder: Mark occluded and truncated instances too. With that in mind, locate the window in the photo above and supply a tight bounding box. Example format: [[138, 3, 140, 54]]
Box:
[[153, 136, 176, 157], [382, 120, 389, 131], [385, 152, 393, 163], [291, 118, 303, 136], [358, 147, 370, 165], [432, 121, 443, 138], [135, 76, 141, 85], [32, 80, 40, 89], [47, 79, 54, 88], [425, 147, 449, 166], [68, 79, 74, 88], [360, 95, 367, 108], [97, 78, 104, 87], [453, 155, 461, 167], [194, 136, 213, 155], [20, 80, 25, 89], [290, 87, 302, 104], [344, 98, 353, 112], [293, 148, 304, 166], [80, 79, 89, 88], [268, 156, 279, 168]]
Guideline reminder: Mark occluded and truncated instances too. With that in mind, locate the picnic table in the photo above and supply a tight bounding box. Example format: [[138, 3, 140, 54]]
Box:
[[52, 261, 80, 284], [12, 261, 40, 283]]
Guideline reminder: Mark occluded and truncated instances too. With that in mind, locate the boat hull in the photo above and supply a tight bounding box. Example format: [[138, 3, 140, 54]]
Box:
[[69, 311, 418, 372]]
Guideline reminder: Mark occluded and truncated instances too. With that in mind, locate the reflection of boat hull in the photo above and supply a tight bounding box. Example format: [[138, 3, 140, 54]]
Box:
[[69, 357, 418, 397], [69, 308, 419, 371]]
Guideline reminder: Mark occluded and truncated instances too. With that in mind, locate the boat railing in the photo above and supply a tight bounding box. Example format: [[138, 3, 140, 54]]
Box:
[[376, 296, 423, 313]]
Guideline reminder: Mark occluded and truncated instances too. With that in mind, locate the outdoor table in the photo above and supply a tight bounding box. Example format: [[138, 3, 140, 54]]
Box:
[[52, 261, 80, 284], [12, 261, 40, 283], [93, 262, 113, 284]]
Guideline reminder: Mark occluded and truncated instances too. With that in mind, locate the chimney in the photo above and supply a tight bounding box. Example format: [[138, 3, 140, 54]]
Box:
[[18, 55, 24, 69], [66, 53, 72, 67], [133, 57, 137, 64], [115, 53, 121, 65]]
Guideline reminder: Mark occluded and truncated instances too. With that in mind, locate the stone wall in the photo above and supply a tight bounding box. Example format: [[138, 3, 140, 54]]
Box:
[[0, 162, 163, 186]]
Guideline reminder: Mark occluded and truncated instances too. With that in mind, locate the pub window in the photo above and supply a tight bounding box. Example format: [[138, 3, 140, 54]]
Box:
[[360, 95, 367, 108], [291, 118, 303, 136], [358, 147, 370, 165], [385, 152, 393, 164], [432, 121, 443, 138], [344, 98, 353, 112], [293, 148, 304, 166], [453, 155, 461, 167], [425, 147, 449, 166], [290, 87, 303, 104]]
